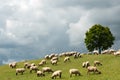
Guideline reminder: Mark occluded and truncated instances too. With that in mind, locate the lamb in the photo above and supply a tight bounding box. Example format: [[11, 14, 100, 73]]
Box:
[[64, 57, 70, 63], [37, 70, 45, 77], [42, 67, 54, 73], [82, 61, 90, 68], [87, 66, 101, 74], [30, 66, 39, 73], [51, 70, 62, 79], [9, 62, 17, 68], [69, 69, 81, 77], [94, 61, 102, 66], [16, 68, 25, 75]]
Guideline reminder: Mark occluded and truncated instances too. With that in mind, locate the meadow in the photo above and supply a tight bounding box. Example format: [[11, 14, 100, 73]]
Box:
[[0, 54, 120, 80]]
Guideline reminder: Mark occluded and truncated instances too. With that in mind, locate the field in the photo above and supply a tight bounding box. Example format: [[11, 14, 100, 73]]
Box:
[[0, 54, 120, 80]]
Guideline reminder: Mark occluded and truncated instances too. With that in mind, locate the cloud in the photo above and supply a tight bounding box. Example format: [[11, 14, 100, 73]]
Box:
[[0, 0, 120, 64]]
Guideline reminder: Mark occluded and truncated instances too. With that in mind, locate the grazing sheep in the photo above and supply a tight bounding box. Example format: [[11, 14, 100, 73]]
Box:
[[73, 52, 81, 59], [31, 63, 35, 66], [69, 69, 81, 77], [38, 59, 46, 66], [51, 57, 58, 61], [64, 57, 70, 63], [51, 70, 62, 79], [87, 66, 101, 74], [24, 62, 31, 69], [94, 61, 102, 66], [49, 54, 55, 59], [16, 68, 25, 75], [30, 66, 39, 73], [82, 61, 90, 68], [114, 51, 120, 56], [37, 70, 45, 77], [42, 67, 54, 73], [9, 62, 17, 68], [51, 60, 58, 65], [45, 55, 49, 59]]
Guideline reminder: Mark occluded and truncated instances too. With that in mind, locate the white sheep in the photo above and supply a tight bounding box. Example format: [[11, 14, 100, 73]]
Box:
[[24, 62, 31, 69], [9, 62, 17, 68], [16, 68, 25, 75], [94, 61, 102, 66], [87, 66, 101, 74], [51, 60, 58, 65], [82, 61, 90, 68], [30, 66, 39, 73], [51, 56, 58, 61], [113, 51, 120, 56], [69, 69, 81, 77], [42, 67, 54, 73], [51, 70, 62, 79], [38, 59, 46, 66], [64, 57, 70, 63], [45, 55, 49, 59], [37, 70, 45, 77]]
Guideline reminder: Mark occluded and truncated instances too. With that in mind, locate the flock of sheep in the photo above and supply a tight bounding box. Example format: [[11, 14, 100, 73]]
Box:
[[8, 49, 120, 79]]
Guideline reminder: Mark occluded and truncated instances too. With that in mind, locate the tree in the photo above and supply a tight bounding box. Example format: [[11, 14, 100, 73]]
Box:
[[84, 24, 115, 54]]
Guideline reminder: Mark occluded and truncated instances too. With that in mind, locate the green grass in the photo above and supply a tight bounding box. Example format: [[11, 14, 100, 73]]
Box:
[[0, 54, 120, 80]]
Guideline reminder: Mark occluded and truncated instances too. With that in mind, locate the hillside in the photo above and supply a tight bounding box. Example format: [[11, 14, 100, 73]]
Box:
[[0, 54, 120, 80]]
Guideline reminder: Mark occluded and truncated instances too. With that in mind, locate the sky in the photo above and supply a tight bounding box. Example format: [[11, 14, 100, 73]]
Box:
[[0, 0, 120, 64]]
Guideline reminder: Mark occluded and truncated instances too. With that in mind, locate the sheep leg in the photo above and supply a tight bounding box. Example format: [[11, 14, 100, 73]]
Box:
[[59, 74, 61, 78], [16, 73, 18, 75]]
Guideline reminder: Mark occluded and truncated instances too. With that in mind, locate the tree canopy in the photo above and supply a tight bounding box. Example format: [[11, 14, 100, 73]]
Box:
[[84, 24, 115, 54]]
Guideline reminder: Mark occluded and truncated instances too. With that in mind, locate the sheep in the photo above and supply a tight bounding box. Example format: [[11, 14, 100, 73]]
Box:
[[42, 67, 54, 73], [9, 62, 17, 68], [64, 57, 70, 63], [38, 59, 46, 66], [16, 68, 25, 75], [24, 62, 31, 69], [51, 60, 58, 65], [49, 54, 55, 59], [30, 66, 39, 73], [45, 55, 49, 59], [69, 69, 81, 77], [31, 63, 35, 66], [82, 61, 90, 68], [113, 51, 120, 56], [87, 66, 101, 74], [94, 61, 102, 66], [51, 70, 62, 79], [24, 62, 35, 69], [73, 52, 82, 59], [51, 56, 58, 61], [37, 70, 45, 77]]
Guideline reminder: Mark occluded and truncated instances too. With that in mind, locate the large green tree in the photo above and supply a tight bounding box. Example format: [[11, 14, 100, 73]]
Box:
[[84, 24, 115, 54]]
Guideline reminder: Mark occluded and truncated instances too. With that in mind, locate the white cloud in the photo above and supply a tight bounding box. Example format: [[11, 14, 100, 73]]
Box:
[[0, 0, 120, 64], [67, 11, 93, 46]]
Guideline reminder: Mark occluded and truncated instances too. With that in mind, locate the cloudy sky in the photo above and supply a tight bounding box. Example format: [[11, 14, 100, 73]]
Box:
[[0, 0, 120, 64]]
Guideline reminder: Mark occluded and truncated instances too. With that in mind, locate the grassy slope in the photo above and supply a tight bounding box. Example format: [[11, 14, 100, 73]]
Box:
[[0, 54, 120, 80]]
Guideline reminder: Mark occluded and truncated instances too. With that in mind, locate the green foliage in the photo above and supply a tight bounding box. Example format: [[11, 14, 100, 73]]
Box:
[[0, 54, 120, 80], [84, 24, 115, 53]]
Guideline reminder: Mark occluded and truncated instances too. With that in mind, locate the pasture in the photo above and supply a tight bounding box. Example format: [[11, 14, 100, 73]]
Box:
[[0, 54, 120, 80]]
